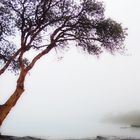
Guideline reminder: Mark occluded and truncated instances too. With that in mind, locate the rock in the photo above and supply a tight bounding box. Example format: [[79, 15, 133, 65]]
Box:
[[0, 135, 45, 140]]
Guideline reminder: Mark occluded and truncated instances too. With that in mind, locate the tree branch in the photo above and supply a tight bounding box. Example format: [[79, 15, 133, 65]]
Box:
[[26, 44, 53, 72], [0, 48, 21, 75]]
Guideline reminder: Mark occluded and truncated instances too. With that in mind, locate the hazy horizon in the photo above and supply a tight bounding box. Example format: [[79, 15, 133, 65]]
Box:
[[0, 0, 140, 138]]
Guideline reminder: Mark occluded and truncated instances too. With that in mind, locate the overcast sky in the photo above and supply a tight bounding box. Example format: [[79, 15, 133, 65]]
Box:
[[0, 0, 140, 139]]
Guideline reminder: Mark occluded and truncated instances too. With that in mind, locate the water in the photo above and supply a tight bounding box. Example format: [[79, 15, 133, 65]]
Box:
[[93, 123, 140, 138]]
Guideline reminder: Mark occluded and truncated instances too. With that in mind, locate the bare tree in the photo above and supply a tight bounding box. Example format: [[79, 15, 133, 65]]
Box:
[[0, 0, 127, 127]]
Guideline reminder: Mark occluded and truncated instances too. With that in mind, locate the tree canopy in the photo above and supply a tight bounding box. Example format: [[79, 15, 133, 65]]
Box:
[[0, 0, 127, 75], [0, 0, 127, 128]]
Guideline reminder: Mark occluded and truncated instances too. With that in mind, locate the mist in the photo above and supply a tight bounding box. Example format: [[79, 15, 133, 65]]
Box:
[[0, 0, 140, 139], [103, 111, 140, 125]]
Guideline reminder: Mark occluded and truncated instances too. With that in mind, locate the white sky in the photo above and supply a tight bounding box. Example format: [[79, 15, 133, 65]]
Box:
[[1, 0, 140, 138]]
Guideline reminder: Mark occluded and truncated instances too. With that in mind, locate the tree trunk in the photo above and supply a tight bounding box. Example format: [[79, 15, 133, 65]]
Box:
[[0, 69, 27, 126]]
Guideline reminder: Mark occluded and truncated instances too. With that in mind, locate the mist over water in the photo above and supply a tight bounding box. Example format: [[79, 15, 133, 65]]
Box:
[[1, 49, 140, 138], [1, 0, 140, 139], [104, 111, 140, 125], [101, 111, 140, 138]]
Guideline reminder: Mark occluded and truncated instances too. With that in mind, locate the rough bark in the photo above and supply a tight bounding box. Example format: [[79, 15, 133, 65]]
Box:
[[0, 69, 27, 126], [0, 44, 53, 127]]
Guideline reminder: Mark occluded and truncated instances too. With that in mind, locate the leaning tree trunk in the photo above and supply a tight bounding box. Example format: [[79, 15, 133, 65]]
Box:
[[0, 69, 27, 126]]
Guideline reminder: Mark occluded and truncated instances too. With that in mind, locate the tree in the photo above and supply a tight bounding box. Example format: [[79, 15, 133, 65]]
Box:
[[0, 0, 127, 128]]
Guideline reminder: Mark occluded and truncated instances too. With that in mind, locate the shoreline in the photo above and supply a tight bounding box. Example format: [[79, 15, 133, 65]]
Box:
[[0, 135, 140, 140]]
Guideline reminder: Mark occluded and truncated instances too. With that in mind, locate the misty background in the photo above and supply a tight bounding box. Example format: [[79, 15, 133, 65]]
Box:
[[0, 0, 140, 139]]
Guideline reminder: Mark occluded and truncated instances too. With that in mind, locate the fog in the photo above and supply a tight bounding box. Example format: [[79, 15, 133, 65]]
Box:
[[0, 0, 140, 139], [104, 111, 140, 125]]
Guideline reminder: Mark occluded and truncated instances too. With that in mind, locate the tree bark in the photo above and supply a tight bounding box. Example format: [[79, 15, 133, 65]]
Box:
[[0, 44, 53, 127], [0, 69, 27, 126]]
